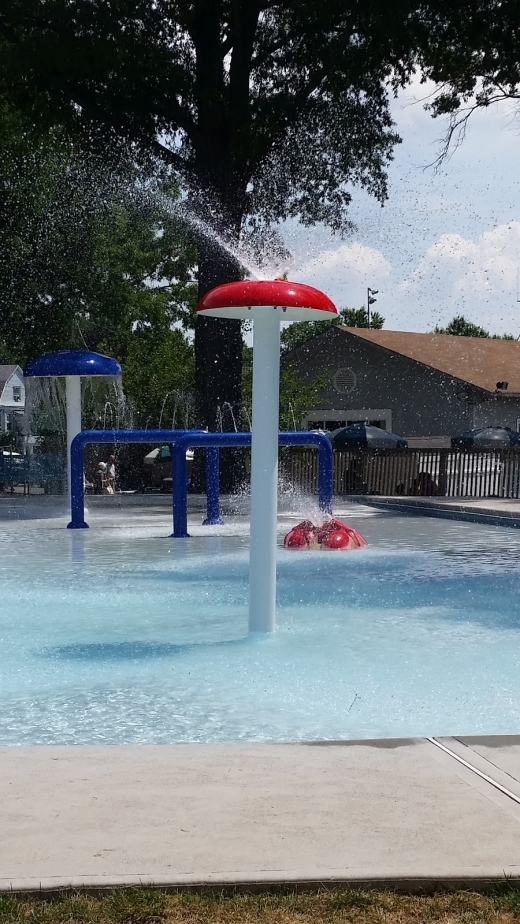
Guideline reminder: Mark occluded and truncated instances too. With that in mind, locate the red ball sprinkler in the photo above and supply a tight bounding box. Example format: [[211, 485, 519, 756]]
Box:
[[284, 519, 367, 550]]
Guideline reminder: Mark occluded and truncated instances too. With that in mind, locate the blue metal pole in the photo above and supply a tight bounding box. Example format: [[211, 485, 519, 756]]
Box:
[[278, 432, 333, 514], [203, 448, 224, 525], [172, 434, 246, 536], [172, 440, 189, 537], [67, 434, 89, 529], [317, 437, 333, 514]]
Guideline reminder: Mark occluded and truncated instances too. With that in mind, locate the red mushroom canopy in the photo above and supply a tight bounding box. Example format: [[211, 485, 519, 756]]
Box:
[[196, 279, 337, 321]]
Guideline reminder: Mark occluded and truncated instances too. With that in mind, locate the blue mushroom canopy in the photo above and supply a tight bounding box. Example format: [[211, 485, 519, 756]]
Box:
[[24, 349, 121, 378]]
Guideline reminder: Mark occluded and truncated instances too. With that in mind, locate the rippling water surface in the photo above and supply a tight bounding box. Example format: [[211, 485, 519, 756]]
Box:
[[1, 502, 520, 743]]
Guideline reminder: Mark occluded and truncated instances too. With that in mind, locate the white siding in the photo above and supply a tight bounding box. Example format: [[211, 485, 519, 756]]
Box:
[[0, 368, 25, 409]]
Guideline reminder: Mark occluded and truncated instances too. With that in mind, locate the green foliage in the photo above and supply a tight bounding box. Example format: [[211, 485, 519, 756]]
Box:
[[0, 97, 197, 424], [0, 3, 411, 232], [2, 0, 518, 454], [121, 327, 194, 428], [341, 307, 385, 329], [2, 2, 517, 229], [0, 887, 516, 924], [434, 315, 514, 339], [280, 306, 385, 354], [416, 1, 520, 159]]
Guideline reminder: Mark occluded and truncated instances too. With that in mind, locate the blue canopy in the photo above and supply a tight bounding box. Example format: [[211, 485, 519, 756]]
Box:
[[24, 349, 121, 378]]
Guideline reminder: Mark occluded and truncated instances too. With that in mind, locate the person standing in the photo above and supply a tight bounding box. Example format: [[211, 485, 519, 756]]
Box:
[[106, 454, 116, 493], [97, 461, 107, 493]]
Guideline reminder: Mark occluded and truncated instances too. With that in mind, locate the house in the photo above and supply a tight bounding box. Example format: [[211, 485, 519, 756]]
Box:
[[0, 365, 25, 435], [284, 327, 520, 440]]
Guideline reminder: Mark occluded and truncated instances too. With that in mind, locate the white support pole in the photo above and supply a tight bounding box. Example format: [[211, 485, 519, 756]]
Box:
[[66, 375, 82, 507], [249, 310, 281, 633]]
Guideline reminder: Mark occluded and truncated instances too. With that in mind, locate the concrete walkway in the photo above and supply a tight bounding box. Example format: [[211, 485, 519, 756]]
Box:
[[349, 495, 520, 528], [3, 736, 520, 893]]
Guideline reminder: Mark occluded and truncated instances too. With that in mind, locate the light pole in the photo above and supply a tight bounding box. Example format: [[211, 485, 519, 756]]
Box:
[[367, 287, 378, 327]]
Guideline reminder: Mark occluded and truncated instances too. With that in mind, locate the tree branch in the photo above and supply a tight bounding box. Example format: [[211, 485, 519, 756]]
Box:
[[428, 85, 520, 169]]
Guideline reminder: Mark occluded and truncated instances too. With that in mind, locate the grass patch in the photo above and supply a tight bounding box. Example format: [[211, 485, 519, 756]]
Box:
[[1, 889, 520, 924], [0, 886, 520, 924]]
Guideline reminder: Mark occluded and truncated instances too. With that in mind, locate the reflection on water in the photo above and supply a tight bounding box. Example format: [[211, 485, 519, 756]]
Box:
[[43, 636, 252, 661]]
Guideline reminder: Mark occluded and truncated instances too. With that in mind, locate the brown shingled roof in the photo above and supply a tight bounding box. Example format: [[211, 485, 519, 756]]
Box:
[[338, 327, 520, 394]]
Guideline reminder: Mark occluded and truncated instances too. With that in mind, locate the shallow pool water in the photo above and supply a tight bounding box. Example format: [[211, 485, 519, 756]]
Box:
[[1, 502, 520, 743]]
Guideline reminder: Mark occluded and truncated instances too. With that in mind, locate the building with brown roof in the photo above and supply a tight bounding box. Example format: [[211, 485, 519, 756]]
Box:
[[284, 327, 520, 441]]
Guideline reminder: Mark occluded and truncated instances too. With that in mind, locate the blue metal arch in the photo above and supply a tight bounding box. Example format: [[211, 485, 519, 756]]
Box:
[[67, 429, 201, 529], [67, 429, 333, 535], [172, 431, 333, 538]]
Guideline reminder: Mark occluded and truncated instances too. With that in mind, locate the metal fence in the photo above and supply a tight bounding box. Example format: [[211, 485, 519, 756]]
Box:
[[283, 448, 520, 498], [0, 454, 66, 494]]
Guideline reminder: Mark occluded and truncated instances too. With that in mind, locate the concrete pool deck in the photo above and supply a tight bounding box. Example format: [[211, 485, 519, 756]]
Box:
[[3, 736, 520, 893], [350, 495, 520, 527]]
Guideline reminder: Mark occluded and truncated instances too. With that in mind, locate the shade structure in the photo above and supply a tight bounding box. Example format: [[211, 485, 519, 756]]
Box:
[[197, 278, 337, 634], [143, 447, 170, 465], [24, 350, 122, 510], [451, 427, 520, 450], [24, 349, 121, 378], [331, 424, 408, 450], [196, 279, 337, 321]]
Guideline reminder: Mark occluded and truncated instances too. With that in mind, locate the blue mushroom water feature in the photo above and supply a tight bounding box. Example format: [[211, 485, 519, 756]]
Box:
[[24, 350, 122, 504]]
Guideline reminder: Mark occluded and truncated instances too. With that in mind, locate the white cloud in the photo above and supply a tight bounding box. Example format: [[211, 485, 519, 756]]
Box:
[[283, 78, 520, 334], [399, 222, 520, 332], [286, 223, 520, 335], [295, 243, 392, 308]]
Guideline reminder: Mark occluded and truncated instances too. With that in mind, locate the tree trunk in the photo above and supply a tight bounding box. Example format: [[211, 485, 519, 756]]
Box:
[[192, 238, 245, 493]]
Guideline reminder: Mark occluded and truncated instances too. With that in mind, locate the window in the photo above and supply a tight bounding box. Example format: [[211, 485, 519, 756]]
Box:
[[333, 368, 357, 394], [305, 408, 392, 431], [307, 419, 347, 431], [12, 386, 21, 402], [347, 418, 386, 428]]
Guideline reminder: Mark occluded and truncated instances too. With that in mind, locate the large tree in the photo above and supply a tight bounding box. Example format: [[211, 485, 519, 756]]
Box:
[[1, 1, 518, 484], [0, 1, 408, 486], [415, 0, 520, 161], [434, 316, 515, 339]]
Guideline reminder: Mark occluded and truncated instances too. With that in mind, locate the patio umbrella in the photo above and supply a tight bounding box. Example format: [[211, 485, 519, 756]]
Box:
[[143, 448, 162, 466], [451, 427, 520, 449], [331, 424, 408, 450]]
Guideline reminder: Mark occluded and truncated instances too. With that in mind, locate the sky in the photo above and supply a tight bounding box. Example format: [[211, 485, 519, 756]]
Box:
[[288, 79, 520, 337]]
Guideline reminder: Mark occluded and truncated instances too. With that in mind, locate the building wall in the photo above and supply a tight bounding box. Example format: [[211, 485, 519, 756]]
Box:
[[472, 398, 520, 430], [285, 328, 481, 437], [0, 368, 25, 409]]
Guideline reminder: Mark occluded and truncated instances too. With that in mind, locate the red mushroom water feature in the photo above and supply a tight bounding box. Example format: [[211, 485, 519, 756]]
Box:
[[197, 279, 337, 632]]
